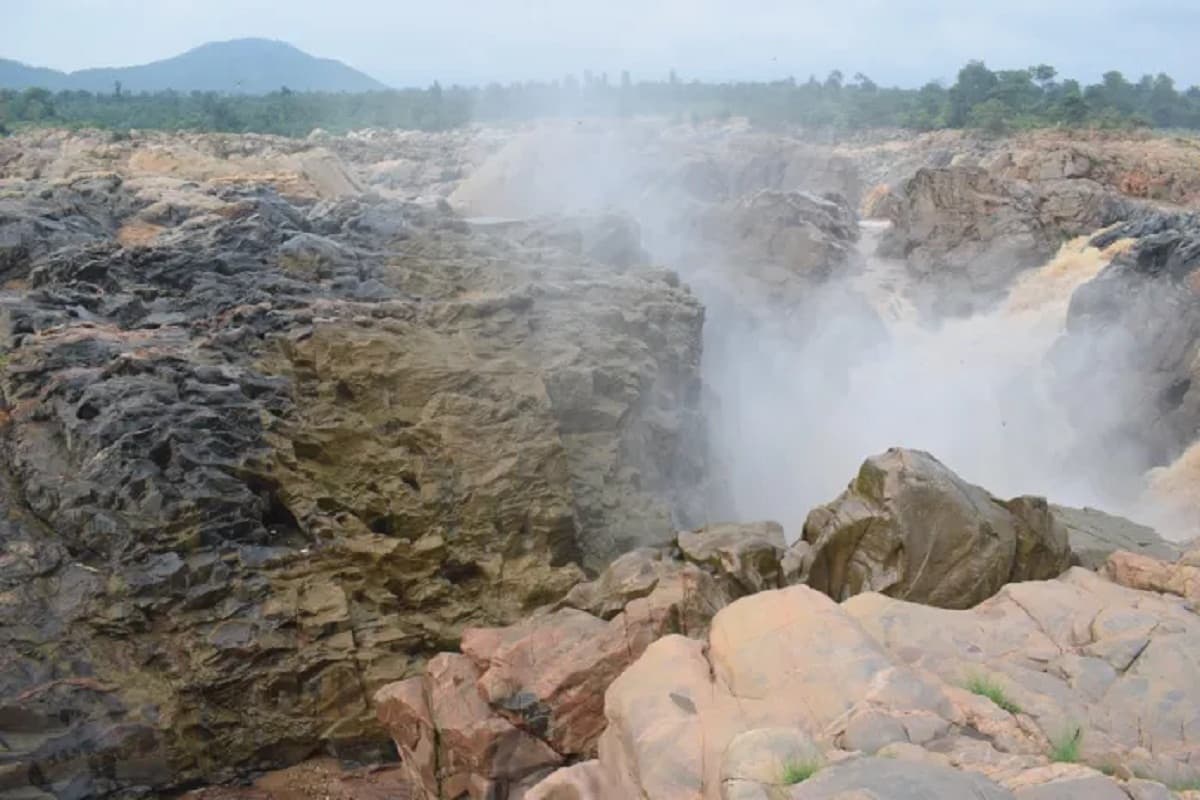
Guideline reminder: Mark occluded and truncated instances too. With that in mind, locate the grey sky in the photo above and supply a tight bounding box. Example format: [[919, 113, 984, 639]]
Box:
[[4, 0, 1198, 88]]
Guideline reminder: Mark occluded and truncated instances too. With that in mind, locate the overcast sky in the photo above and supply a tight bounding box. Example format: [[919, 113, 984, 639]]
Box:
[[4, 0, 1198, 89]]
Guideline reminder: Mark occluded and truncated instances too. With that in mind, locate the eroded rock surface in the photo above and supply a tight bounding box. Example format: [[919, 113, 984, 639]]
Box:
[[879, 164, 1132, 314], [547, 563, 1200, 799], [0, 134, 706, 797], [374, 522, 788, 799]]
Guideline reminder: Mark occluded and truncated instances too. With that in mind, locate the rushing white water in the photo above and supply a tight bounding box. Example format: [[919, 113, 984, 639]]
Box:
[[702, 225, 1140, 538]]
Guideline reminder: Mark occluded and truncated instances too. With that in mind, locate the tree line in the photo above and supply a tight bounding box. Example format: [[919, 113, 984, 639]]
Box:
[[2, 61, 1199, 137]]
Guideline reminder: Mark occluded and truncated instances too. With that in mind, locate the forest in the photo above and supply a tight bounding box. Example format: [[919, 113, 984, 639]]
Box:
[[2, 61, 1198, 137]]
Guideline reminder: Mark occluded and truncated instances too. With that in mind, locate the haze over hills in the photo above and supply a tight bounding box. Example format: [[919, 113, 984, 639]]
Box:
[[0, 38, 388, 93]]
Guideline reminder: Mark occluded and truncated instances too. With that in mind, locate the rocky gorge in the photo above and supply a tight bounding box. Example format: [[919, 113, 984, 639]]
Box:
[[1, 122, 1200, 799]]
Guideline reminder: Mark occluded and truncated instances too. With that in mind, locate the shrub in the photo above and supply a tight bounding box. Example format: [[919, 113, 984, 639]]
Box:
[[1049, 727, 1082, 763], [781, 760, 821, 785]]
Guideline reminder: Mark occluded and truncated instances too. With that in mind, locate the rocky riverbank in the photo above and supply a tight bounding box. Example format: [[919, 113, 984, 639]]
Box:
[[3, 121, 1200, 799]]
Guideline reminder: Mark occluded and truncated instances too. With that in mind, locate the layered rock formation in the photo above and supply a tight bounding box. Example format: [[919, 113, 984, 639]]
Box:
[[0, 135, 706, 797], [374, 452, 1182, 799], [878, 164, 1133, 314], [862, 129, 1200, 317]]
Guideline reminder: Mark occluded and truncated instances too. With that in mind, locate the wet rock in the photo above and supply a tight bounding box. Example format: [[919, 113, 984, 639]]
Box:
[[880, 165, 1131, 315], [1062, 213, 1200, 476]]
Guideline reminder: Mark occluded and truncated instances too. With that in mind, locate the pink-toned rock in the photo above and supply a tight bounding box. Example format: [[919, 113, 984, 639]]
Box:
[[374, 678, 436, 793], [576, 565, 1200, 798], [708, 585, 891, 725], [598, 635, 714, 799], [375, 654, 561, 799], [1104, 550, 1200, 600], [463, 567, 717, 757], [378, 539, 742, 797], [525, 761, 609, 800], [595, 586, 917, 799]]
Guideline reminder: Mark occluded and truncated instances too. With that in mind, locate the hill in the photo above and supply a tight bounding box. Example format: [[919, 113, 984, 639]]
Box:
[[0, 58, 69, 91], [0, 39, 387, 94]]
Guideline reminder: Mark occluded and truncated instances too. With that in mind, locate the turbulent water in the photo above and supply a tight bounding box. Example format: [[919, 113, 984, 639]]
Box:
[[701, 224, 1157, 540]]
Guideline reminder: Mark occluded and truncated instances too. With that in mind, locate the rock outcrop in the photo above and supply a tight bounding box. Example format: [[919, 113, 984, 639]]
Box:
[[538, 561, 1200, 799], [1063, 213, 1200, 474], [374, 523, 787, 799], [0, 134, 707, 797], [374, 451, 1184, 799], [878, 165, 1132, 315], [683, 189, 860, 292]]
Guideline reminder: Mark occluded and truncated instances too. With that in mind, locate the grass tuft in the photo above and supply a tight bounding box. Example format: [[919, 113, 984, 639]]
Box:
[[964, 673, 1022, 715], [1049, 727, 1082, 763], [781, 760, 821, 785]]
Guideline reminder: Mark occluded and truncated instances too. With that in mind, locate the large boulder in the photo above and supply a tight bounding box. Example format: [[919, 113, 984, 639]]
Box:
[[800, 448, 1071, 608]]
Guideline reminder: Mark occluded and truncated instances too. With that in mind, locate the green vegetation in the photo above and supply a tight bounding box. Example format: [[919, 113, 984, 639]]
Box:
[[781, 759, 821, 785], [964, 673, 1022, 715], [4, 60, 1200, 137], [1049, 727, 1082, 763]]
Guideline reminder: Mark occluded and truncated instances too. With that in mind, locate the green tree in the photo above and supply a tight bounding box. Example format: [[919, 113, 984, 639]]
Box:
[[968, 98, 1011, 135], [1030, 64, 1057, 88], [948, 61, 997, 125], [1056, 80, 1088, 124], [1149, 73, 1178, 127]]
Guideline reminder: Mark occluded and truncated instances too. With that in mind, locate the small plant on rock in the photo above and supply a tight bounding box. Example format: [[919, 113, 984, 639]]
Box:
[[781, 759, 821, 785], [965, 673, 1022, 715], [1049, 726, 1082, 763]]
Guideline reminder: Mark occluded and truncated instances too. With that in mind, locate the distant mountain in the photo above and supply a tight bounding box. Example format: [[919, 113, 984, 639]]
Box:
[[0, 39, 388, 94], [0, 58, 69, 91]]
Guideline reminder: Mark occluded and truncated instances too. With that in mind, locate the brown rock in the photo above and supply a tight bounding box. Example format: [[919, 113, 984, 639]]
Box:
[[677, 521, 787, 594], [1104, 550, 1200, 600], [801, 448, 1070, 608]]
